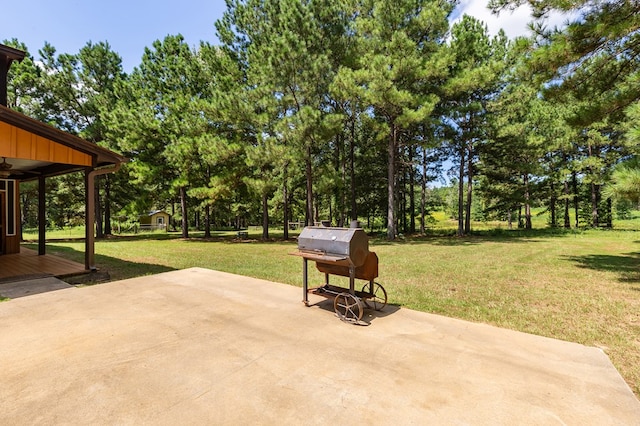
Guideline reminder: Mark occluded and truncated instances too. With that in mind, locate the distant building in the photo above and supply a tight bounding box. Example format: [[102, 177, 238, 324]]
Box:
[[139, 210, 170, 231]]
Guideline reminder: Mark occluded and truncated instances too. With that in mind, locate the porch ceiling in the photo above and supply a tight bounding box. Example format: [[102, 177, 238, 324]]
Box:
[[0, 157, 86, 180]]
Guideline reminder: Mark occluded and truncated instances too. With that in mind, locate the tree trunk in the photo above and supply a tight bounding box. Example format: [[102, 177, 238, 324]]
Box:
[[563, 179, 571, 228], [305, 144, 314, 226], [518, 205, 523, 228], [204, 204, 211, 238], [204, 166, 211, 238], [457, 144, 465, 237], [591, 182, 599, 227], [95, 177, 103, 238], [180, 186, 188, 238], [401, 169, 407, 234], [104, 175, 112, 235], [262, 192, 269, 240], [464, 142, 473, 234], [170, 202, 174, 231], [549, 180, 556, 227], [420, 147, 427, 234], [387, 123, 397, 240], [329, 196, 333, 225], [409, 147, 416, 234], [21, 192, 29, 241], [606, 197, 612, 228], [350, 116, 357, 221], [338, 131, 346, 227], [524, 173, 532, 229], [572, 171, 579, 228], [283, 169, 289, 240]]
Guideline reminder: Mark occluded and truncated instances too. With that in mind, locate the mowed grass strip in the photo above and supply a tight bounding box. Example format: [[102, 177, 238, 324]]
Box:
[[24, 228, 640, 396]]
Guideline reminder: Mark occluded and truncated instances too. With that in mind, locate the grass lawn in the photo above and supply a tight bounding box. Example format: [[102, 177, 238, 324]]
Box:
[[21, 224, 640, 397]]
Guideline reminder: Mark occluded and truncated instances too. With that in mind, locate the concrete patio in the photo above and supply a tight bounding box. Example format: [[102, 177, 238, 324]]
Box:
[[0, 267, 638, 424]]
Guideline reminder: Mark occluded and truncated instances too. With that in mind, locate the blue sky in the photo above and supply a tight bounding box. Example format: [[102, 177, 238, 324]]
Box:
[[2, 1, 571, 72], [3, 0, 227, 71]]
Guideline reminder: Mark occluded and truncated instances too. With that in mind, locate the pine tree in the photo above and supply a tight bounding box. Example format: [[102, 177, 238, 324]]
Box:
[[103, 35, 205, 237], [442, 15, 508, 236], [342, 0, 453, 239]]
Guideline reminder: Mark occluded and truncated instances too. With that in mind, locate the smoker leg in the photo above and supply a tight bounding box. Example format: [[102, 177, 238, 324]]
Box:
[[349, 266, 355, 295], [302, 258, 309, 306]]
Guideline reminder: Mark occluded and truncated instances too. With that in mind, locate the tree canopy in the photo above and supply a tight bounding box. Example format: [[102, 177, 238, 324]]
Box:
[[5, 0, 640, 237]]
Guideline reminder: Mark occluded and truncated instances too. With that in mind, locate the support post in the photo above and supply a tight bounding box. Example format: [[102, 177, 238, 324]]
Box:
[[349, 266, 355, 294], [38, 176, 46, 255], [0, 58, 7, 107], [85, 170, 95, 271], [302, 258, 309, 306], [85, 163, 121, 271]]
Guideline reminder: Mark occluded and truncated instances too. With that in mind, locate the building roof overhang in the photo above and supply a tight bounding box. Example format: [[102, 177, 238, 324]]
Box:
[[0, 44, 26, 63], [0, 105, 127, 180]]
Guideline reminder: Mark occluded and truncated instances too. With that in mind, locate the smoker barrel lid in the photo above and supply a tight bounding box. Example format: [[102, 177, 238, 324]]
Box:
[[296, 226, 369, 267]]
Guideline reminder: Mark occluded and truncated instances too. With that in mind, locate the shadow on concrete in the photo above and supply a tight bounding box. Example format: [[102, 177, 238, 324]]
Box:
[[306, 296, 401, 326], [0, 276, 72, 300]]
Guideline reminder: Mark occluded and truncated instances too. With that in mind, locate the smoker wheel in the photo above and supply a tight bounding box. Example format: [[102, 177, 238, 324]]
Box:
[[334, 292, 363, 322], [361, 282, 387, 311]]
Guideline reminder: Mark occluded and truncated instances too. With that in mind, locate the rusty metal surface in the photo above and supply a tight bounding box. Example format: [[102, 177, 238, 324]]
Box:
[[315, 252, 378, 281]]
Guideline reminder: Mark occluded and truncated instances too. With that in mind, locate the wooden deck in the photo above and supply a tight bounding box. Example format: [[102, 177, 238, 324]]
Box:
[[0, 248, 87, 281]]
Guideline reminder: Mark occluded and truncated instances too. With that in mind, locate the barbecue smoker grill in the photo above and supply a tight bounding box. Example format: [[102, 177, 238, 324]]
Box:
[[291, 225, 387, 323]]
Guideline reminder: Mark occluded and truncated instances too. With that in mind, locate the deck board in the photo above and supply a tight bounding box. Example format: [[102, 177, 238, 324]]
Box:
[[0, 247, 87, 281]]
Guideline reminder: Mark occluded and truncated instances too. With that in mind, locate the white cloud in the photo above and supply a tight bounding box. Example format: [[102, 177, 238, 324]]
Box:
[[452, 0, 577, 39]]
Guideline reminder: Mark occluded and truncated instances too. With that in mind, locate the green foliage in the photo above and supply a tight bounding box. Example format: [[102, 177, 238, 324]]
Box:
[[5, 0, 640, 237], [6, 40, 129, 232], [441, 14, 509, 235], [2, 39, 43, 116], [603, 157, 640, 205], [343, 0, 454, 238]]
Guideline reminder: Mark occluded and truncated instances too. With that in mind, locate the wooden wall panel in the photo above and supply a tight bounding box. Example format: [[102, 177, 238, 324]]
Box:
[[72, 149, 92, 166], [51, 139, 72, 163], [34, 133, 50, 161], [16, 127, 33, 159], [0, 121, 16, 157], [0, 122, 92, 166]]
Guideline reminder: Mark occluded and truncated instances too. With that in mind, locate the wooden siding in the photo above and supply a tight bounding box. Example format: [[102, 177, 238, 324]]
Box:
[[0, 121, 92, 166]]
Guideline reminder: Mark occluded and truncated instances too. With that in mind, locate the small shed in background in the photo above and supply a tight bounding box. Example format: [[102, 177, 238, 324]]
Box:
[[139, 210, 170, 231]]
